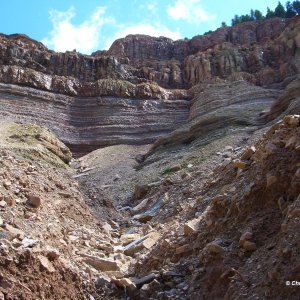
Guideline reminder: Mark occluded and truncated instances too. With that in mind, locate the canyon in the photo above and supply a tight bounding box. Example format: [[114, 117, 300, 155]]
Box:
[[0, 17, 299, 155], [0, 16, 299, 300]]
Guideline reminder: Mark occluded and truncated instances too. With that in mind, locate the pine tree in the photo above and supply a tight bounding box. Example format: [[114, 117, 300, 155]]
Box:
[[266, 7, 275, 18], [292, 0, 300, 14], [274, 1, 286, 17], [286, 1, 297, 17], [226, 0, 299, 29], [240, 14, 252, 22], [254, 10, 264, 20], [231, 15, 241, 26]]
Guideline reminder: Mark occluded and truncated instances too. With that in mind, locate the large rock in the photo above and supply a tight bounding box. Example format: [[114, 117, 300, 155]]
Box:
[[38, 255, 56, 273], [26, 194, 42, 208], [83, 255, 120, 272], [123, 232, 160, 256], [184, 218, 201, 235]]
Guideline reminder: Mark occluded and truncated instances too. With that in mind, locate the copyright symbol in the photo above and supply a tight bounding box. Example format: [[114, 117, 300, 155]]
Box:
[[286, 281, 290, 285]]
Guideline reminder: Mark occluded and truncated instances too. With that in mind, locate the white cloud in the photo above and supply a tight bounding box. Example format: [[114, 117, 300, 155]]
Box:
[[104, 23, 181, 49], [146, 1, 157, 12], [167, 0, 215, 23], [42, 6, 113, 54]]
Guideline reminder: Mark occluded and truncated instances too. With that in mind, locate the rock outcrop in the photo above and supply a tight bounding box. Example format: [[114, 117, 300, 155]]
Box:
[[263, 75, 300, 122], [0, 17, 299, 156], [127, 115, 300, 300], [145, 81, 279, 157], [0, 122, 71, 165], [104, 17, 300, 88], [0, 83, 189, 156], [1, 16, 299, 92], [1, 12, 300, 300]]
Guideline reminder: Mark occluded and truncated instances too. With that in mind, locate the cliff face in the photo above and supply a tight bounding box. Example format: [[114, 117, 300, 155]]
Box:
[[104, 17, 300, 88], [0, 83, 189, 157], [1, 17, 299, 92], [0, 17, 299, 155]]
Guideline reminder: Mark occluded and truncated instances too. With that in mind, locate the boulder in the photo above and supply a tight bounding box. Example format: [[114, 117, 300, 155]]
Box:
[[132, 273, 157, 288], [242, 241, 257, 252], [175, 244, 191, 255], [241, 146, 256, 161], [239, 231, 253, 246], [204, 242, 224, 254], [266, 174, 278, 188], [120, 234, 141, 246], [26, 194, 42, 208], [84, 256, 120, 272], [112, 277, 136, 292], [132, 198, 150, 213], [184, 218, 200, 235], [233, 159, 250, 170], [169, 165, 181, 172], [38, 255, 55, 273], [123, 232, 160, 256], [283, 115, 300, 127], [134, 184, 150, 200], [4, 224, 25, 240]]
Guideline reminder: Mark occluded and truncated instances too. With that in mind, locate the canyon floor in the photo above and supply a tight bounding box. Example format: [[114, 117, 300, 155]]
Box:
[[0, 115, 299, 300]]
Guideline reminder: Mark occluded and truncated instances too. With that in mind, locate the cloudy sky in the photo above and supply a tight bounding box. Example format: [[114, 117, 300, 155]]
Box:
[[1, 0, 280, 54]]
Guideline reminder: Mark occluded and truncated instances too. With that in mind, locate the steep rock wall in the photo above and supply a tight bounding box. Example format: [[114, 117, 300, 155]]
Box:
[[104, 17, 300, 88], [1, 17, 299, 92]]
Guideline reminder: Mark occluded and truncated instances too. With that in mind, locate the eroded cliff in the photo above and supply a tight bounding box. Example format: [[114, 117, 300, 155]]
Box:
[[0, 17, 300, 156]]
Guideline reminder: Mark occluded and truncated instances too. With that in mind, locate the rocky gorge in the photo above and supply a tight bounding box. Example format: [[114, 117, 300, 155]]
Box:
[[0, 15, 299, 300]]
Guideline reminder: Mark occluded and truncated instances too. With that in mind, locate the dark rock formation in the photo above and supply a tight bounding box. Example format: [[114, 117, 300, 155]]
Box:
[[263, 75, 300, 122]]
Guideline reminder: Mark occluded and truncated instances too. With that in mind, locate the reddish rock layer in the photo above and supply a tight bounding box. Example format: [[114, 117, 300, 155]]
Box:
[[103, 17, 300, 88], [1, 17, 299, 93]]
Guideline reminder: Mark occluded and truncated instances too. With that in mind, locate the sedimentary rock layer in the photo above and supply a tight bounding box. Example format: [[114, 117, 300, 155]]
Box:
[[263, 75, 300, 122], [0, 17, 299, 156], [0, 83, 189, 156], [146, 81, 280, 155]]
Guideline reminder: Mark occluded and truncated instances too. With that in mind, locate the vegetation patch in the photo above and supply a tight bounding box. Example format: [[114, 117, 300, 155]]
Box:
[[162, 167, 174, 176]]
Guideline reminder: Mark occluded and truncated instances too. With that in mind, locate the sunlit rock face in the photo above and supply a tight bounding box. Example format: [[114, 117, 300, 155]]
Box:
[[104, 17, 300, 88]]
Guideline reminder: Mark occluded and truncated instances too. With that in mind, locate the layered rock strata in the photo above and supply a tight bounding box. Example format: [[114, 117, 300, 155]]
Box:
[[145, 81, 280, 156], [0, 17, 299, 156], [0, 83, 189, 156], [263, 75, 300, 122]]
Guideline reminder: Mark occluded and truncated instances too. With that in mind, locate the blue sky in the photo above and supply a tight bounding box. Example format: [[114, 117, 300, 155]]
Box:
[[0, 0, 280, 54]]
